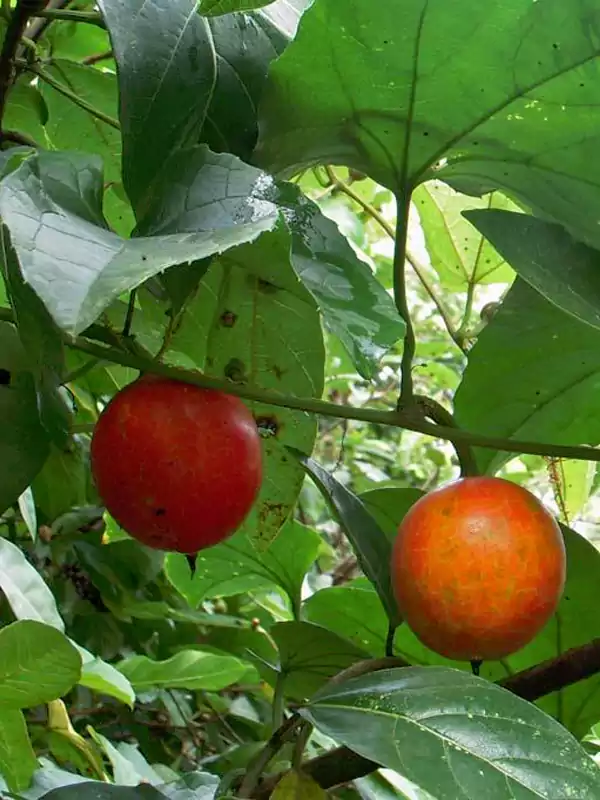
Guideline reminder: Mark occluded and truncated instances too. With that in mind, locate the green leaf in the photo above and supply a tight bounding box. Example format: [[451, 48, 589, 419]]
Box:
[[305, 666, 600, 799], [413, 182, 515, 289], [360, 487, 425, 542], [32, 438, 90, 525], [257, 0, 600, 252], [40, 784, 166, 800], [4, 81, 47, 145], [556, 459, 596, 522], [0, 321, 50, 514], [157, 772, 219, 800], [294, 453, 400, 626], [270, 620, 369, 700], [165, 519, 321, 612], [304, 579, 389, 657], [465, 209, 600, 333], [18, 486, 37, 541], [0, 620, 81, 708], [200, 0, 276, 15], [0, 538, 64, 630], [74, 644, 135, 708], [116, 650, 248, 691], [138, 145, 402, 377], [0, 150, 278, 334], [454, 279, 600, 474], [1, 224, 71, 446], [97, 0, 217, 216], [0, 709, 38, 792]]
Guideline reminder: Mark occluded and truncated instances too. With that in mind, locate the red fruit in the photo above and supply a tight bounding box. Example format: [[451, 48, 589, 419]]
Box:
[[391, 476, 566, 661], [90, 376, 262, 554]]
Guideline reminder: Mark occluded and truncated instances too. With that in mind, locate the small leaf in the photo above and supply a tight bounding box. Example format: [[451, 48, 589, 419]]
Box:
[[0, 151, 278, 335], [412, 182, 515, 289], [270, 770, 328, 800], [270, 620, 369, 700], [465, 209, 600, 333], [4, 81, 46, 144], [0, 620, 81, 708], [165, 519, 321, 611], [0, 538, 64, 630], [74, 644, 135, 708], [18, 486, 37, 541], [97, 0, 217, 216], [304, 666, 600, 799], [293, 452, 400, 626], [0, 321, 49, 514], [454, 279, 600, 474], [0, 709, 38, 792], [116, 651, 248, 691], [556, 459, 596, 523]]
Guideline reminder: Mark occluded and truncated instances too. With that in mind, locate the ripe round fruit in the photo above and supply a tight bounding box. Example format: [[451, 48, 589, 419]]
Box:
[[90, 376, 262, 554], [391, 476, 566, 662]]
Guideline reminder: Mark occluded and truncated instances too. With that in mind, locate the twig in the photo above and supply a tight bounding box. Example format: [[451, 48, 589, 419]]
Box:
[[238, 714, 303, 798], [0, 0, 45, 132], [21, 61, 120, 128], [81, 49, 113, 66], [255, 639, 600, 795], [31, 8, 105, 27], [122, 289, 137, 338], [0, 307, 599, 463], [22, 0, 70, 47], [394, 193, 416, 404]]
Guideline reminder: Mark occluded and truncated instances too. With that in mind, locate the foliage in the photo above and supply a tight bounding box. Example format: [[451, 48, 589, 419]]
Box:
[[1, 1, 600, 799]]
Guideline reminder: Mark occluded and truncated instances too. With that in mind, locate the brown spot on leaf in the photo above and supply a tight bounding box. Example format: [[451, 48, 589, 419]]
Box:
[[224, 358, 247, 383], [271, 364, 286, 380], [254, 414, 281, 437], [220, 310, 237, 328]]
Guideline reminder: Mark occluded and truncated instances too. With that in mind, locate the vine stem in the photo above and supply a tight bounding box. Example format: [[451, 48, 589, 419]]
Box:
[[394, 192, 416, 404], [0, 307, 599, 462], [31, 9, 105, 27]]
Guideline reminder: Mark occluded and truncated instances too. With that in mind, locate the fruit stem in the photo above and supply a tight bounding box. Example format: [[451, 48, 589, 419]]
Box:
[[471, 659, 482, 676], [385, 624, 396, 658], [414, 395, 479, 477]]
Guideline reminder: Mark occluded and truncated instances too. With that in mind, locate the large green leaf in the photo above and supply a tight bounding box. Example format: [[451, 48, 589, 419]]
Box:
[[304, 667, 600, 799], [295, 453, 400, 626], [75, 644, 135, 708], [138, 146, 403, 377], [0, 709, 38, 792], [0, 539, 64, 630], [454, 278, 600, 474], [413, 182, 515, 289], [165, 519, 321, 613], [270, 620, 369, 700], [465, 209, 600, 332], [97, 0, 216, 216], [0, 322, 49, 514], [0, 151, 278, 334], [257, 0, 600, 252], [0, 620, 81, 708], [116, 651, 248, 691]]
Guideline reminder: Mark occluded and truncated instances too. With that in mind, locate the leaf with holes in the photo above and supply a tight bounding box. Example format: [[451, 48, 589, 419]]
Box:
[[0, 150, 278, 335], [412, 181, 515, 289], [257, 0, 600, 252], [305, 666, 600, 799]]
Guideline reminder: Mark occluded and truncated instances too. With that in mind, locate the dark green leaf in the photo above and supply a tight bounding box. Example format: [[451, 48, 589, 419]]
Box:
[[138, 145, 402, 376], [271, 620, 369, 700], [454, 279, 600, 474], [257, 0, 600, 252], [116, 651, 248, 692], [200, 0, 275, 16], [0, 709, 37, 792], [0, 538, 64, 629], [32, 438, 90, 524], [4, 81, 47, 144], [465, 209, 600, 332], [165, 519, 321, 612], [0, 620, 81, 708], [0, 151, 278, 334], [0, 323, 49, 512], [1, 224, 71, 446], [360, 487, 425, 542], [40, 784, 166, 800], [97, 0, 216, 216], [305, 666, 600, 799], [294, 453, 400, 626]]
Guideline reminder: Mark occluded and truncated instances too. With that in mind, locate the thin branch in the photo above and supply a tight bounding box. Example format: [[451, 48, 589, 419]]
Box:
[[23, 0, 71, 47], [22, 61, 120, 129], [393, 192, 416, 405], [238, 714, 303, 798], [0, 307, 599, 463], [81, 50, 113, 66], [415, 395, 478, 477], [122, 289, 137, 338], [255, 638, 600, 796], [31, 8, 105, 27]]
